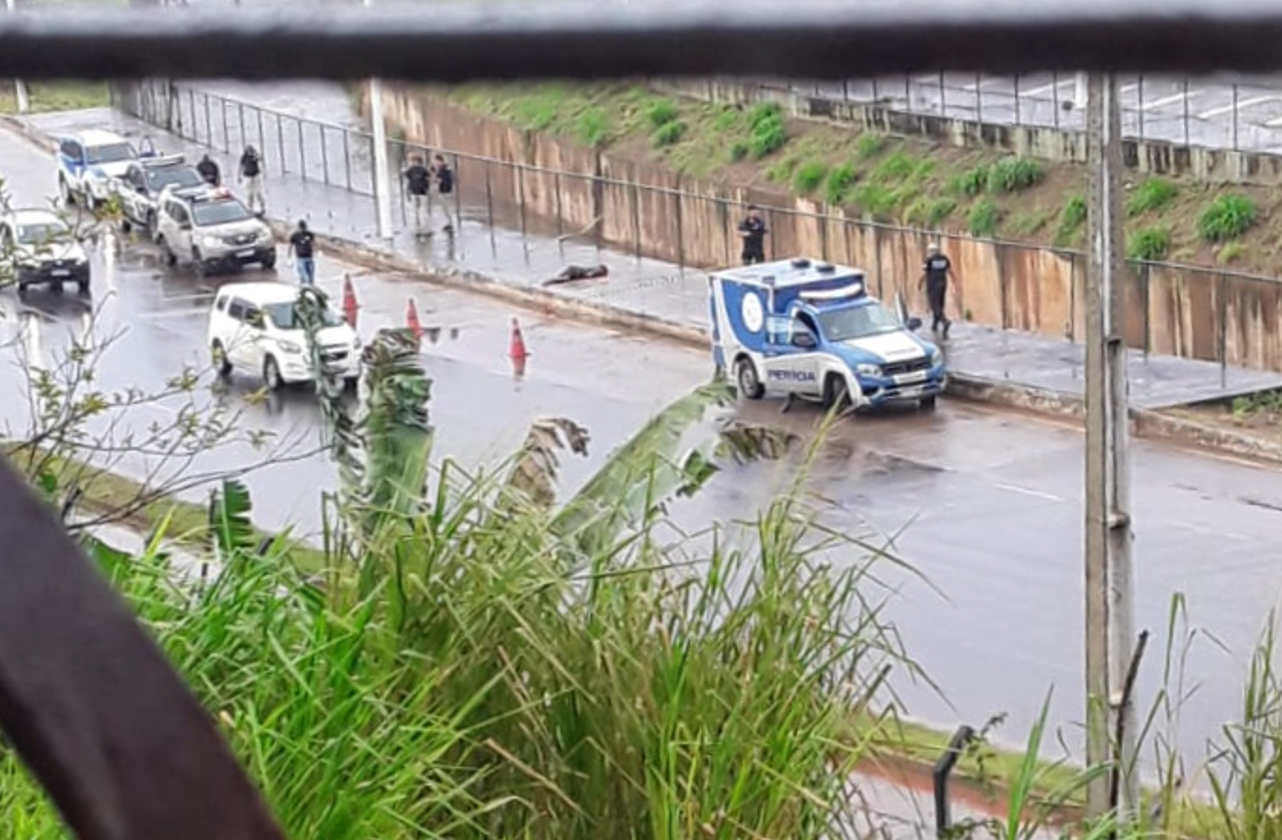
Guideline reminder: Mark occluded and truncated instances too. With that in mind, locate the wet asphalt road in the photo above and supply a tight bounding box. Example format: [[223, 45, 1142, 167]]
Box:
[[6, 123, 1282, 773]]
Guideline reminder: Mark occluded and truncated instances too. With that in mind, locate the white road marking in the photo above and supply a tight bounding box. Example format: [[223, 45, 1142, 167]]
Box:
[[1141, 89, 1206, 111], [1262, 114, 1282, 127], [1170, 519, 1250, 542], [132, 307, 213, 319], [1199, 96, 1280, 120], [995, 482, 1065, 502], [1120, 82, 1141, 95], [1022, 79, 1075, 98]]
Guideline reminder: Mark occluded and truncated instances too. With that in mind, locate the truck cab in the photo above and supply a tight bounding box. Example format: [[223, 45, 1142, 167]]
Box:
[[709, 257, 947, 412]]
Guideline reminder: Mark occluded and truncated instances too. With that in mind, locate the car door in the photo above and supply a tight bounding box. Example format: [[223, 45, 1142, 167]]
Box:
[[238, 301, 268, 371], [125, 167, 149, 221], [760, 314, 806, 395], [787, 313, 823, 396], [169, 202, 193, 257], [58, 139, 84, 189], [222, 298, 256, 369]]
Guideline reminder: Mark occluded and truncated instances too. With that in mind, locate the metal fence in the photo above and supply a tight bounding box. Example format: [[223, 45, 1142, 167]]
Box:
[[743, 73, 1282, 155], [119, 79, 1282, 377]]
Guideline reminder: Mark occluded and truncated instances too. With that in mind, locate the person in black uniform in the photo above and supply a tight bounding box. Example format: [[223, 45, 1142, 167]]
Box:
[[737, 205, 767, 265], [918, 242, 957, 338], [402, 154, 432, 233], [431, 153, 455, 233], [197, 154, 221, 187]]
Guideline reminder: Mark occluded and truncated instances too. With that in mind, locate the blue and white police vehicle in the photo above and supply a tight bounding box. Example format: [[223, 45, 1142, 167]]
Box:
[[55, 130, 140, 209], [709, 257, 947, 412]]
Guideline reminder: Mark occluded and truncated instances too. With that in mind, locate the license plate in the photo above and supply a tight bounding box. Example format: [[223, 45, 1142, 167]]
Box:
[[50, 269, 70, 277], [895, 370, 927, 385], [236, 249, 255, 258], [899, 386, 924, 398]]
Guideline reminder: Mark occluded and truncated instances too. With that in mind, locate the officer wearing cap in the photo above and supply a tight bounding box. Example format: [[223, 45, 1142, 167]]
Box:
[[919, 242, 957, 338]]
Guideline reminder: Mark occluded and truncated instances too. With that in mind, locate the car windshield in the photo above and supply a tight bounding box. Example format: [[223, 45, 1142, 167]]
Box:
[[816, 302, 901, 341], [16, 221, 71, 245], [192, 199, 253, 226], [263, 302, 344, 331], [85, 142, 136, 164], [147, 166, 203, 192]]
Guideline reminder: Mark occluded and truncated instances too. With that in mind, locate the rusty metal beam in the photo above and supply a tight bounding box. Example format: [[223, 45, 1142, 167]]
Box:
[[0, 1, 1280, 81], [0, 458, 286, 840]]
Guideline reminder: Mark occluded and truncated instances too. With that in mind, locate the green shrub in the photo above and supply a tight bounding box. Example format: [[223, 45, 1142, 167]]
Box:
[[1218, 241, 1246, 265], [713, 107, 740, 132], [1199, 195, 1258, 243], [1127, 177, 1178, 217], [793, 161, 828, 194], [856, 133, 886, 160], [824, 163, 857, 205], [576, 108, 609, 148], [968, 199, 1001, 237], [515, 99, 557, 131], [1053, 194, 1088, 246], [987, 157, 1043, 193], [1010, 208, 1053, 237], [764, 159, 796, 184], [924, 197, 957, 228], [1128, 227, 1172, 261], [652, 120, 685, 148], [873, 152, 915, 183], [646, 99, 679, 128], [729, 141, 750, 162], [851, 184, 897, 219], [952, 165, 990, 197], [748, 107, 787, 159]]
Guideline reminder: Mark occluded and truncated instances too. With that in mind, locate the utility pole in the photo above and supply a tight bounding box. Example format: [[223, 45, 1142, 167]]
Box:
[[1084, 71, 1137, 823], [363, 0, 394, 240], [5, 0, 28, 113]]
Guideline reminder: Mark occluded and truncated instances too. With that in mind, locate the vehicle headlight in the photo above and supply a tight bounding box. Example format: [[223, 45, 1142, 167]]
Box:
[[201, 235, 222, 249], [930, 347, 943, 366], [257, 229, 272, 241], [277, 340, 304, 354], [856, 363, 882, 378]]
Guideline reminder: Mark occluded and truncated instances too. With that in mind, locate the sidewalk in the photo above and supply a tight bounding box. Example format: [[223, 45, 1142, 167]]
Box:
[[22, 106, 1282, 411]]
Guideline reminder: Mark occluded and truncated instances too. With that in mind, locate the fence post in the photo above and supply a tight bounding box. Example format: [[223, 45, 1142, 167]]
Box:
[[187, 88, 195, 141], [1069, 252, 1077, 342], [974, 72, 982, 123], [1137, 75, 1145, 141], [1218, 272, 1228, 389], [554, 170, 565, 247], [297, 120, 306, 181], [320, 125, 330, 185], [452, 153, 463, 255], [1013, 74, 1021, 125], [203, 93, 212, 147], [276, 115, 285, 174], [674, 184, 685, 268], [221, 98, 229, 152], [256, 108, 265, 171], [238, 101, 246, 152], [999, 244, 1009, 330], [1141, 262, 1151, 358], [1052, 71, 1060, 131], [938, 72, 946, 116], [934, 726, 976, 840], [872, 225, 883, 299], [871, 77, 879, 104], [484, 163, 496, 255], [1182, 77, 1191, 147], [1232, 84, 1240, 151], [516, 163, 529, 259], [631, 182, 642, 259], [342, 129, 352, 190]]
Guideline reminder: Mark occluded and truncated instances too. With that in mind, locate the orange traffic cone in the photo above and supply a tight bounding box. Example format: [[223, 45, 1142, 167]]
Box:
[[342, 273, 359, 329], [406, 298, 424, 341], [509, 317, 528, 376]]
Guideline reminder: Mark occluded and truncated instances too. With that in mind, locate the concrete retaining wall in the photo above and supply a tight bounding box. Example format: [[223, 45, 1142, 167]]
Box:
[[376, 86, 1282, 374]]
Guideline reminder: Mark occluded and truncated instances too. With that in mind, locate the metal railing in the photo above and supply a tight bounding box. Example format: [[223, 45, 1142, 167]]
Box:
[[737, 73, 1282, 155], [120, 79, 1282, 378]]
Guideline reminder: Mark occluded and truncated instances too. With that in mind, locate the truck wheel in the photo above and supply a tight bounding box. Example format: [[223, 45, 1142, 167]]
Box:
[[192, 248, 206, 277], [824, 374, 852, 412], [262, 355, 284, 391], [211, 340, 232, 378], [59, 176, 73, 207], [735, 357, 764, 400], [919, 396, 937, 412], [158, 236, 177, 266]]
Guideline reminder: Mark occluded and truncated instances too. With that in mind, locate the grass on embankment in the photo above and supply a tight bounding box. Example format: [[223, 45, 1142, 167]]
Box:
[[0, 82, 110, 115], [442, 83, 1282, 276]]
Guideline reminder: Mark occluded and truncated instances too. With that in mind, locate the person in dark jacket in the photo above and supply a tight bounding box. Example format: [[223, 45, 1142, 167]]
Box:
[[431, 154, 455, 233], [918, 242, 958, 338], [197, 154, 220, 187], [402, 154, 432, 233], [737, 205, 767, 265], [238, 145, 265, 214]]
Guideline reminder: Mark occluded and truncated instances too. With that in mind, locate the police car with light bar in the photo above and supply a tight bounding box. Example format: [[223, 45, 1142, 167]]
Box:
[[155, 186, 276, 276], [709, 257, 947, 412], [55, 130, 139, 210], [112, 154, 206, 239]]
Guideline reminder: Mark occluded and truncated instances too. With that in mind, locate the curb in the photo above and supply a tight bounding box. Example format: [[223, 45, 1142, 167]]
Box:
[[8, 114, 1282, 467]]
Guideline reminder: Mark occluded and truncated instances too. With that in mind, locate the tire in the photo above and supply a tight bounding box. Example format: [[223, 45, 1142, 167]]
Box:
[[17, 282, 27, 298], [211, 340, 232, 378], [78, 280, 90, 296], [919, 395, 937, 412], [192, 249, 206, 277], [58, 176, 73, 207], [121, 218, 133, 235], [824, 374, 853, 412], [51, 281, 63, 296], [144, 211, 157, 241], [735, 357, 764, 400], [343, 375, 360, 391], [261, 250, 277, 270], [262, 354, 284, 391]]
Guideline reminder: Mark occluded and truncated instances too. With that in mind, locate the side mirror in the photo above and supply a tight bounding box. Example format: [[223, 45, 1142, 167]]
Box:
[[179, 221, 192, 231], [137, 185, 148, 195], [792, 331, 817, 349], [906, 316, 923, 331]]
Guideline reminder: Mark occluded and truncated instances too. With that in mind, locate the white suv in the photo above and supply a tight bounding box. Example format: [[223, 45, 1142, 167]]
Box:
[[208, 281, 361, 391], [55, 130, 139, 209], [156, 187, 276, 276]]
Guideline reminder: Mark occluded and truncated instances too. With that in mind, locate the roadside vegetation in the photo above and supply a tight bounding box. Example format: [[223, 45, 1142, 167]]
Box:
[[442, 83, 1282, 275], [0, 82, 110, 115]]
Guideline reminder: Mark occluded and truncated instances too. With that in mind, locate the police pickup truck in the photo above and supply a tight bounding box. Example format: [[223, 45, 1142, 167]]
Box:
[[112, 154, 207, 239], [55, 130, 140, 210], [709, 257, 946, 412]]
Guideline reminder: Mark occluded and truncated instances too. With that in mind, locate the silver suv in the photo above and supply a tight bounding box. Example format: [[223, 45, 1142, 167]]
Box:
[[155, 187, 276, 276]]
